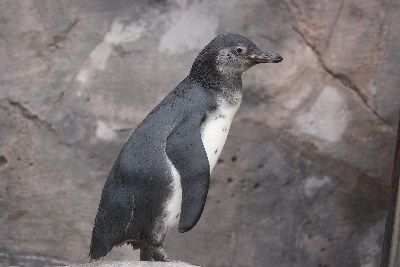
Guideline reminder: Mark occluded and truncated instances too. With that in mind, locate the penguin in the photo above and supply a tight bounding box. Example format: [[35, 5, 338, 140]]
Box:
[[89, 33, 283, 262]]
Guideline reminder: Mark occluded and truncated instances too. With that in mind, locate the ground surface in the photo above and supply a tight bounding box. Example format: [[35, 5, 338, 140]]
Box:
[[1, 0, 400, 267], [67, 261, 197, 267]]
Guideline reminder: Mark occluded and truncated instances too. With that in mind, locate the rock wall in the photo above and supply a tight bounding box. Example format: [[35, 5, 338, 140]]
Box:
[[1, 0, 400, 266]]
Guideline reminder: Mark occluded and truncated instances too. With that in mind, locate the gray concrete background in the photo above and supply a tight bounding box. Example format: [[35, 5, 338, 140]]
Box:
[[1, 0, 400, 266]]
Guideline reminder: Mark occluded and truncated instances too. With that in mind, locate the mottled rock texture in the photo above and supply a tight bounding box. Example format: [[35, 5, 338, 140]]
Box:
[[1, 0, 400, 266], [67, 261, 197, 267]]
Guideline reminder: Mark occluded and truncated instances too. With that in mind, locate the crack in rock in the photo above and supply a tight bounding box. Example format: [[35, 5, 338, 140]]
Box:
[[48, 18, 80, 50], [7, 98, 55, 132], [291, 24, 394, 131]]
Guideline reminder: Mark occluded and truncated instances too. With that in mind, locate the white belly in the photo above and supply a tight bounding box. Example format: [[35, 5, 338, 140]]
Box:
[[164, 99, 241, 229], [165, 157, 182, 229], [201, 100, 241, 172]]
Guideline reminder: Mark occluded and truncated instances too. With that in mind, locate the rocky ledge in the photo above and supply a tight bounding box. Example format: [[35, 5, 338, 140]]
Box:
[[67, 261, 198, 267]]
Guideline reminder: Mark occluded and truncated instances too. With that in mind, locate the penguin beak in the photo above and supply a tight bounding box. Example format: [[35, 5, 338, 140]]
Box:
[[249, 49, 283, 63]]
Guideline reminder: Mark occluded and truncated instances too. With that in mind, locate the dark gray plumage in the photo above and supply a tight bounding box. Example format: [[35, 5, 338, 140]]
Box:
[[89, 33, 282, 262]]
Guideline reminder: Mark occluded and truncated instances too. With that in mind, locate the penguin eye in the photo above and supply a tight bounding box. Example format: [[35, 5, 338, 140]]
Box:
[[236, 47, 243, 54]]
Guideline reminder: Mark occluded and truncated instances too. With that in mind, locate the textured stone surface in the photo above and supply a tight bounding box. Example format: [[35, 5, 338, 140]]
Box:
[[1, 0, 400, 266], [68, 261, 197, 267]]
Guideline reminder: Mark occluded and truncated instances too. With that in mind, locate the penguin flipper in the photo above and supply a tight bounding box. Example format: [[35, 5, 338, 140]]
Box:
[[166, 114, 210, 233]]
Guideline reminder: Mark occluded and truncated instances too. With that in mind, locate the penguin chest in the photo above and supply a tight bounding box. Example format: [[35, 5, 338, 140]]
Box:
[[201, 102, 240, 172], [164, 101, 240, 229]]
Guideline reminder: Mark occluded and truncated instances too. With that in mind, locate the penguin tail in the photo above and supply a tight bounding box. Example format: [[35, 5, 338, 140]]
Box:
[[89, 227, 109, 261]]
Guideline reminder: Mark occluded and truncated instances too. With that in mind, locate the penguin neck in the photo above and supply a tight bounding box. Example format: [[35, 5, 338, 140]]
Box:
[[215, 74, 243, 105], [189, 65, 243, 105]]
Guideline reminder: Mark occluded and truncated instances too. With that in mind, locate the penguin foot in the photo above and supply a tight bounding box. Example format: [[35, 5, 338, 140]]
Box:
[[152, 246, 171, 262], [139, 245, 153, 261], [139, 244, 171, 262]]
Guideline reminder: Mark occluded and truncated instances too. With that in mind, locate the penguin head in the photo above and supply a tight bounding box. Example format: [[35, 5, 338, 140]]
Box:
[[190, 33, 283, 77]]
